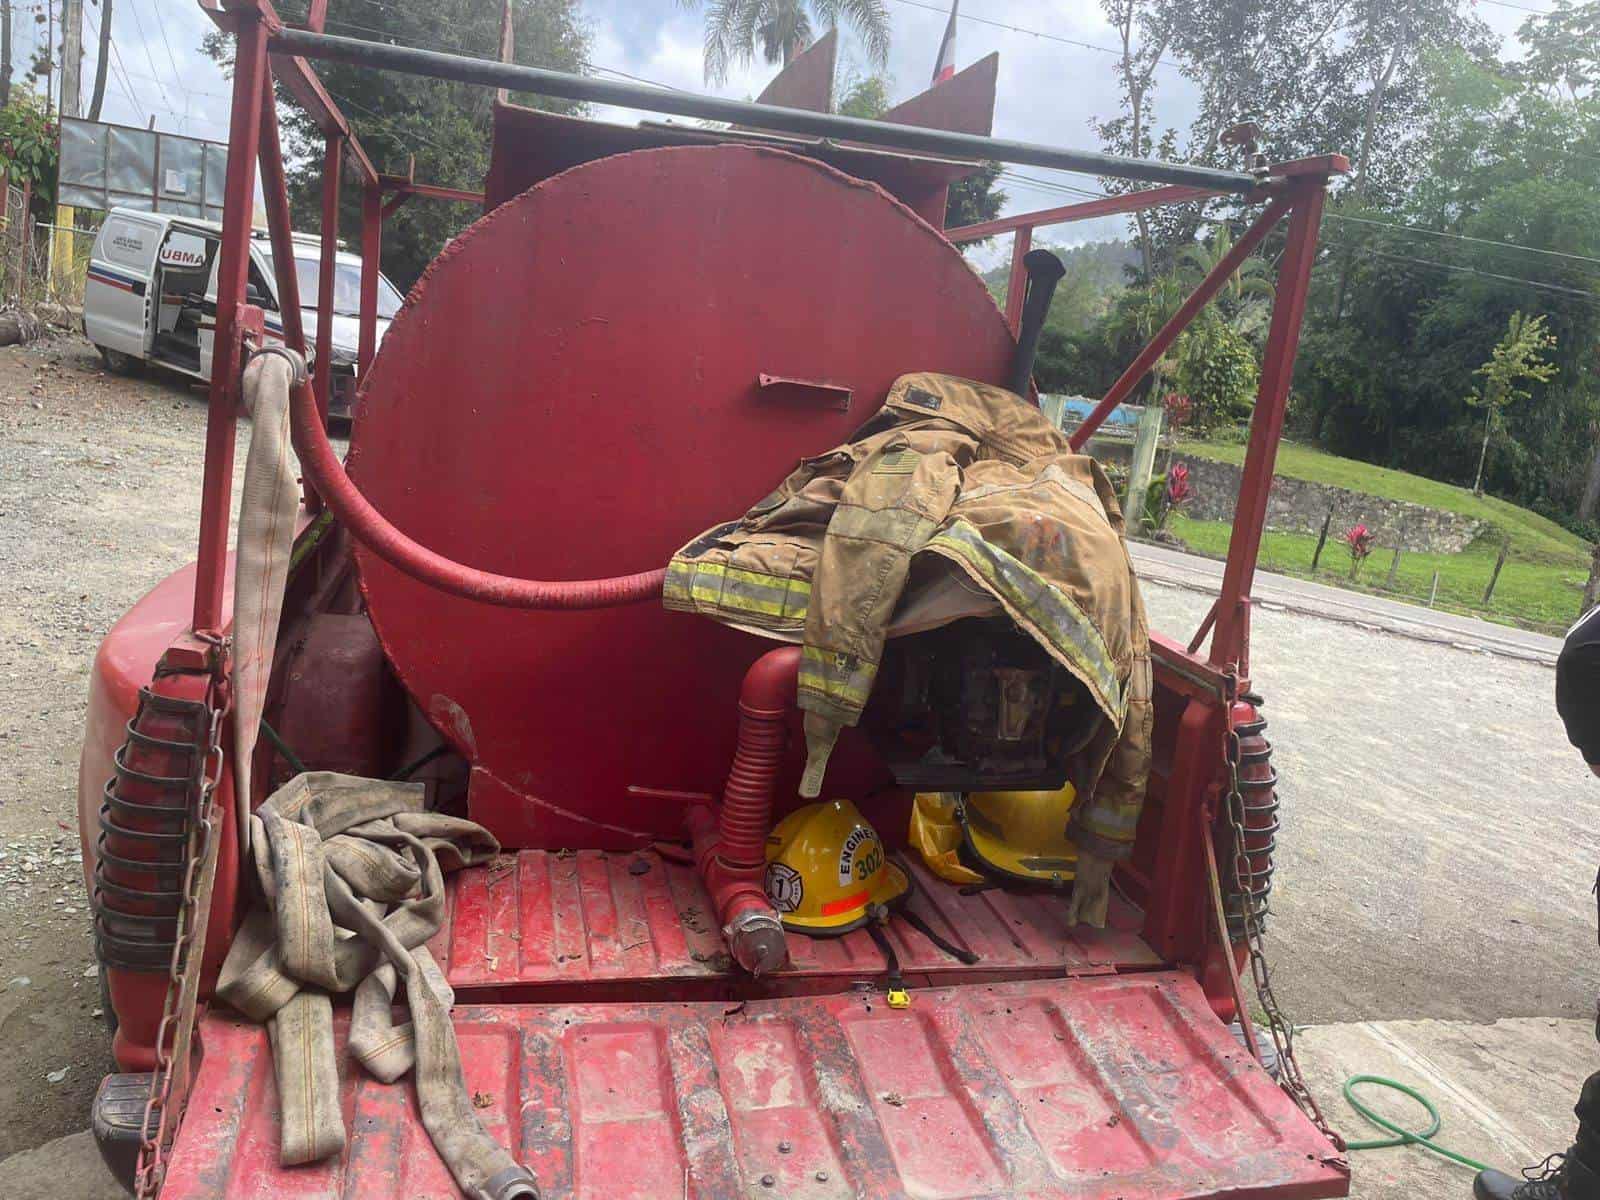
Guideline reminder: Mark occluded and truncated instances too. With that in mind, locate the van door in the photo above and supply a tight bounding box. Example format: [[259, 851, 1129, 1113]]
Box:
[[84, 211, 162, 358], [198, 247, 279, 382], [147, 225, 219, 378]]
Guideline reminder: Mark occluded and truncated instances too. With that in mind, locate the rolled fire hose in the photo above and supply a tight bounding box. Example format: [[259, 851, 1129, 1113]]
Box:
[[216, 772, 540, 1200], [228, 354, 539, 1198]]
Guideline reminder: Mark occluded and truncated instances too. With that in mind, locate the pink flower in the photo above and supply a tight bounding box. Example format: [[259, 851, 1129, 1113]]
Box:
[[1166, 461, 1192, 506], [1342, 523, 1374, 561]]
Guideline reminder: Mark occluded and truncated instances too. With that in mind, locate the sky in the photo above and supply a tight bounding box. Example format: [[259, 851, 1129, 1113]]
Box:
[[38, 0, 1540, 252]]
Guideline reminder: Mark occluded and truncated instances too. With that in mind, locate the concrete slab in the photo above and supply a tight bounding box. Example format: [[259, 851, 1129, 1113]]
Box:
[[1297, 1017, 1595, 1199], [0, 1128, 126, 1199]]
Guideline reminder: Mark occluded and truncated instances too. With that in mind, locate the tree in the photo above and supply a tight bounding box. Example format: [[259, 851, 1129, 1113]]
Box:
[[0, 87, 57, 211], [1466, 312, 1558, 495], [1092, 0, 1173, 279], [87, 0, 111, 121], [205, 0, 588, 288], [676, 0, 889, 86]]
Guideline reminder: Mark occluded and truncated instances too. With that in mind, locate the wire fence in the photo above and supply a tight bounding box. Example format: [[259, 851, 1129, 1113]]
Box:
[[0, 188, 103, 312]]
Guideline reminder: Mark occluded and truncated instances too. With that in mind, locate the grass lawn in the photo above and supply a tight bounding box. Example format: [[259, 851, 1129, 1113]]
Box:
[[1174, 439, 1589, 567], [1169, 514, 1587, 632]]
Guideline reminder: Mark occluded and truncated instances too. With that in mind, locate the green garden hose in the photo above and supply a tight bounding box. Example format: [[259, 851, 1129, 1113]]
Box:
[[1342, 1074, 1491, 1172]]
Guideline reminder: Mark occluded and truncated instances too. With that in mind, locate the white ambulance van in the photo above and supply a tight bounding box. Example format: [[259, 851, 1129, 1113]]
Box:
[[83, 206, 402, 417]]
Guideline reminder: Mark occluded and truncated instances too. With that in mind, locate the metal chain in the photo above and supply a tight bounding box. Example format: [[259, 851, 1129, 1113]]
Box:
[[1220, 671, 1341, 1147], [133, 697, 226, 1200]]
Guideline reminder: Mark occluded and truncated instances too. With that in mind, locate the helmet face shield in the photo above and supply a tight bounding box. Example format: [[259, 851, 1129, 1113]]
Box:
[[958, 785, 1080, 887], [764, 799, 910, 934]]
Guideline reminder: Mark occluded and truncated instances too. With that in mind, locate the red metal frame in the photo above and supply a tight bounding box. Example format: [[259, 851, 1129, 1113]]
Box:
[[197, 0, 1347, 685], [943, 162, 1346, 675]]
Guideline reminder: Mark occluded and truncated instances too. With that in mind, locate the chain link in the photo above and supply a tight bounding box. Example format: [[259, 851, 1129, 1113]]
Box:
[[133, 698, 226, 1199], [1220, 670, 1341, 1147]]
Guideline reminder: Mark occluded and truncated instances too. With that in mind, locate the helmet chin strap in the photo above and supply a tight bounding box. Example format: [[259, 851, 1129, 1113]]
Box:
[[863, 917, 910, 1009], [860, 873, 985, 1010]]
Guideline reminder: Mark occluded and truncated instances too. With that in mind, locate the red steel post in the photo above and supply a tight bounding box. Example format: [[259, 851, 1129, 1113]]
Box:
[[358, 180, 381, 379], [257, 72, 306, 353], [1067, 196, 1291, 452], [192, 11, 268, 636], [1209, 180, 1328, 669], [1004, 225, 1031, 332], [313, 133, 341, 430]]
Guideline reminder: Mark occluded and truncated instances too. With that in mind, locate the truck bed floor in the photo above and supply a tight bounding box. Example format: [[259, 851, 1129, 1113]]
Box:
[[163, 972, 1347, 1200], [433, 850, 1162, 1001]]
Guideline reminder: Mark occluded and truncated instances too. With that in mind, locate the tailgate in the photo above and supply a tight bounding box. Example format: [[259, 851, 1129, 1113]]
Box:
[[161, 972, 1348, 1200]]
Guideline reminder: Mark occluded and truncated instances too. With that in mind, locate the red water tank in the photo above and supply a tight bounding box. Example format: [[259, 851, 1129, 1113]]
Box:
[[348, 144, 1020, 850]]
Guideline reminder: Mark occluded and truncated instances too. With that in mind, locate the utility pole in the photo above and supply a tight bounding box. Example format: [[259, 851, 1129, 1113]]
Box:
[[53, 0, 83, 299], [59, 0, 80, 117]]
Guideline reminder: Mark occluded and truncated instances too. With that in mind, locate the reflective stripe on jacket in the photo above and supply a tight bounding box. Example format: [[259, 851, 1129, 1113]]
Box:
[[665, 372, 1152, 861]]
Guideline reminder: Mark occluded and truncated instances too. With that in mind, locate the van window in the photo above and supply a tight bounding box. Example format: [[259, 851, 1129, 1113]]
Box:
[[262, 252, 403, 319], [247, 259, 277, 309], [101, 215, 157, 272]]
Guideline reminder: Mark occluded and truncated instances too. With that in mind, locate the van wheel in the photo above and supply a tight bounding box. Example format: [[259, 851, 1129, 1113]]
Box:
[[97, 346, 141, 375]]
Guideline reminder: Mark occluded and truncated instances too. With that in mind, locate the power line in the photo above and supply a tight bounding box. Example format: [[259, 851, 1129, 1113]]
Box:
[[142, 0, 186, 88], [82, 6, 145, 118], [118, 0, 174, 111], [1321, 240, 1600, 304], [885, 0, 1181, 73], [1325, 211, 1600, 269], [1472, 0, 1556, 14]]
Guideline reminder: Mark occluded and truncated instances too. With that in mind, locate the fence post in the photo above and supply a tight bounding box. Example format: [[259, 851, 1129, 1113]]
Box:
[[1482, 538, 1510, 605], [1384, 546, 1402, 590], [1428, 570, 1440, 608], [1311, 506, 1334, 570], [1123, 403, 1165, 534]]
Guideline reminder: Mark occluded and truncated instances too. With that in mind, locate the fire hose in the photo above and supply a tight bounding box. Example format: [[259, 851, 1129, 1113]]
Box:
[[220, 352, 541, 1199], [286, 373, 665, 610]]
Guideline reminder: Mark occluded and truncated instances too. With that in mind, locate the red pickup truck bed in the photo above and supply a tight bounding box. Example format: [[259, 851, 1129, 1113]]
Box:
[[157, 852, 1348, 1200]]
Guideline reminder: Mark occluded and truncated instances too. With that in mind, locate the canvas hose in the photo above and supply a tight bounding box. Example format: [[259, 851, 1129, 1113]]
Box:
[[234, 349, 305, 871], [227, 352, 537, 1198], [217, 771, 540, 1199]]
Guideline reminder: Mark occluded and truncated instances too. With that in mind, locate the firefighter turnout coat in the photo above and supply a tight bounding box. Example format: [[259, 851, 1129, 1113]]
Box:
[[664, 373, 1152, 862]]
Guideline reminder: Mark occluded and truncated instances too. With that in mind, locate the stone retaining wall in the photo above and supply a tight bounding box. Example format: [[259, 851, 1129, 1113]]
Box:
[[1172, 455, 1486, 553]]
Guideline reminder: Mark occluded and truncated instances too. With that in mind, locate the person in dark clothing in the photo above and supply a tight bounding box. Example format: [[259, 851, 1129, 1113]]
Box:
[[1474, 606, 1600, 1200]]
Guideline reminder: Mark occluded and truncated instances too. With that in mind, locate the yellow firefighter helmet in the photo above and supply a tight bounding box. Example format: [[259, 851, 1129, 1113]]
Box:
[[958, 784, 1080, 886], [764, 799, 910, 934]]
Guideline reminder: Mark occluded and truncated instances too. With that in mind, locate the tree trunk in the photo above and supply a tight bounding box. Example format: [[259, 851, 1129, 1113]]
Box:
[[1579, 431, 1600, 522], [1333, 24, 1406, 324], [2, 0, 12, 109], [86, 0, 109, 121], [1472, 407, 1491, 496], [1582, 541, 1600, 615]]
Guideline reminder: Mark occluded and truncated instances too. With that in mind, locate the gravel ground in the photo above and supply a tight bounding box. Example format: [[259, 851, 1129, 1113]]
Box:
[[0, 334, 1592, 1168], [0, 334, 249, 1160]]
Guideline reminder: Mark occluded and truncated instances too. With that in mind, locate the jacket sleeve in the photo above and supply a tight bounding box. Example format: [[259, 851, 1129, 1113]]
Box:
[[795, 436, 961, 795], [1068, 578, 1153, 862]]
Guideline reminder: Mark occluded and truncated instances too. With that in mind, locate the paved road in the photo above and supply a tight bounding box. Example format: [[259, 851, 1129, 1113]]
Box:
[[1131, 541, 1564, 666], [1138, 572, 1597, 1030]]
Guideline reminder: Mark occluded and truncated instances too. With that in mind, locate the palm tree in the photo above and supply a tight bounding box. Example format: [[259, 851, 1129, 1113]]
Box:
[[1178, 227, 1275, 335], [678, 0, 891, 86]]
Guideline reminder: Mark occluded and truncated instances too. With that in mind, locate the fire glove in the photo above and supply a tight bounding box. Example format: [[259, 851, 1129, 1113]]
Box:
[[1064, 849, 1114, 928]]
